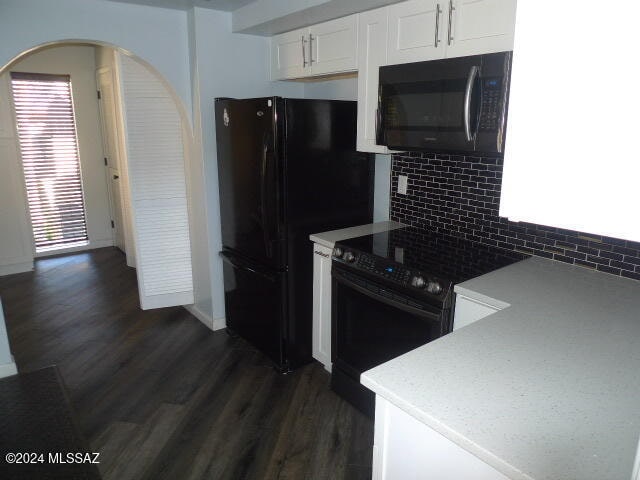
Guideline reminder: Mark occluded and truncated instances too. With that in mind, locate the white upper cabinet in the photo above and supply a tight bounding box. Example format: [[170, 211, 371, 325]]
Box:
[[387, 0, 444, 65], [271, 28, 308, 80], [270, 15, 358, 80], [309, 15, 358, 76], [445, 0, 517, 57], [387, 0, 516, 65], [356, 7, 390, 154]]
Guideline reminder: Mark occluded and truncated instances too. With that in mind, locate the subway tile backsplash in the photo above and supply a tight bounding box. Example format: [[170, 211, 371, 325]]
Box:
[[390, 152, 640, 281]]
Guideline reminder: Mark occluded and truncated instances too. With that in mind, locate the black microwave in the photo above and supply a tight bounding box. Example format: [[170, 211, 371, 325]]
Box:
[[377, 51, 512, 155]]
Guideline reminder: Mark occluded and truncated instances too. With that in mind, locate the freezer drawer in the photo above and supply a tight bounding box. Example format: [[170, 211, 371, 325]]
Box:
[[221, 251, 288, 370]]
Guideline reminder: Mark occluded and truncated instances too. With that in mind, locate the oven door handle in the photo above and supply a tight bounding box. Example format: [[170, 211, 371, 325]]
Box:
[[333, 271, 442, 321]]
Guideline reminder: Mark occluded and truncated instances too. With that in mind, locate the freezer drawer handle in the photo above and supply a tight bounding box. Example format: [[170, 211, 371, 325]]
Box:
[[220, 252, 277, 282]]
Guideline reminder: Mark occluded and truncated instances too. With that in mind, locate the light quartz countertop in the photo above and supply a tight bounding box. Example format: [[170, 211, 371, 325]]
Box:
[[309, 220, 405, 249], [361, 256, 640, 480]]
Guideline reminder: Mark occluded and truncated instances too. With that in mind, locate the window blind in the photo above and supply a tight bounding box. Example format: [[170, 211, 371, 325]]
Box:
[[11, 72, 89, 253]]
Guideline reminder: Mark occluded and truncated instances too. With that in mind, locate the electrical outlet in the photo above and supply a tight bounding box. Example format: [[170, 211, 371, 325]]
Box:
[[398, 175, 408, 195]]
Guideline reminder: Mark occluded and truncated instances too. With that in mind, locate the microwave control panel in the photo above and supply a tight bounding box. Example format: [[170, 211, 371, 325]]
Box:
[[479, 77, 504, 132]]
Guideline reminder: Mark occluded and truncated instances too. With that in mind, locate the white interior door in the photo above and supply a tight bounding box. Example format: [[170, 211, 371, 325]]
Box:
[[117, 53, 194, 310], [96, 67, 126, 252], [107, 167, 125, 250]]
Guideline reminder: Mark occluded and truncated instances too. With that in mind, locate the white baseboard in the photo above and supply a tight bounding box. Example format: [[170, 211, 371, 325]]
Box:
[[184, 304, 226, 331], [35, 238, 114, 258], [0, 261, 34, 276], [0, 360, 17, 379]]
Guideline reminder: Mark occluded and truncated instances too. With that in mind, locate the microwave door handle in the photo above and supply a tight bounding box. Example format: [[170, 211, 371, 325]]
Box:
[[463, 65, 479, 142]]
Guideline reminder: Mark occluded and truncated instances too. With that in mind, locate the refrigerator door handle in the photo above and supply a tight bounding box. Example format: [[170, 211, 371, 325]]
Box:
[[261, 133, 275, 258], [220, 251, 277, 282]]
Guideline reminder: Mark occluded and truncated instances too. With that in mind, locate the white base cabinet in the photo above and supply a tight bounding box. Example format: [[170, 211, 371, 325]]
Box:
[[312, 243, 333, 371], [373, 396, 509, 480], [453, 294, 500, 330]]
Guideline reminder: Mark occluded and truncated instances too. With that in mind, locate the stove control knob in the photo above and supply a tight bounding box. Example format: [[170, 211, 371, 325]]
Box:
[[411, 276, 426, 289], [333, 247, 344, 259], [343, 251, 356, 263], [426, 281, 443, 295]]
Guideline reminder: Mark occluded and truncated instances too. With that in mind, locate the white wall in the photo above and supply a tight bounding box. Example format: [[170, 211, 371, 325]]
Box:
[[188, 7, 304, 323], [374, 154, 391, 221], [0, 299, 17, 378], [11, 45, 114, 251], [303, 76, 391, 222], [303, 75, 358, 100], [0, 0, 192, 121]]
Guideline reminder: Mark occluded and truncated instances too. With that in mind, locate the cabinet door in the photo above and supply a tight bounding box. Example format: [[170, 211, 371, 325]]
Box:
[[356, 7, 391, 154], [453, 294, 499, 330], [373, 396, 511, 479], [312, 243, 333, 372], [444, 0, 517, 58], [271, 28, 308, 80], [387, 0, 446, 65], [309, 15, 358, 76]]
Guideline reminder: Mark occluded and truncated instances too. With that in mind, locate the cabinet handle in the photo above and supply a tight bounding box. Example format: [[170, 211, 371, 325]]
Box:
[[309, 34, 314, 65], [447, 0, 455, 45], [302, 35, 308, 67], [314, 250, 330, 258], [435, 3, 442, 47]]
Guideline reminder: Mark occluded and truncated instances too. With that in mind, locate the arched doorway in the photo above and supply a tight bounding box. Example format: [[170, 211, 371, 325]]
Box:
[[0, 41, 202, 311]]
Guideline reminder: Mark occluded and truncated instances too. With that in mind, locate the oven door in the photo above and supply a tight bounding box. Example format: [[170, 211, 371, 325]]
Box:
[[378, 55, 483, 152], [331, 268, 447, 380]]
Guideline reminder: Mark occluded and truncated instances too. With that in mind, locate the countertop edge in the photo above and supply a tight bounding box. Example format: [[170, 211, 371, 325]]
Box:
[[309, 221, 406, 249], [360, 372, 535, 480]]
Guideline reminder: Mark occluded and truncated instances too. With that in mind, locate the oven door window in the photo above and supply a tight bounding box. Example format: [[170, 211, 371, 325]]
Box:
[[333, 278, 444, 375]]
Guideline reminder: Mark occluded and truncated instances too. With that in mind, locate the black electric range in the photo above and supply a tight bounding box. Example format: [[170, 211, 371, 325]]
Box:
[[330, 227, 527, 416]]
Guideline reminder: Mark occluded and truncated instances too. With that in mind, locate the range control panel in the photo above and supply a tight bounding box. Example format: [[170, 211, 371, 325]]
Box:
[[356, 253, 411, 284], [332, 247, 444, 296]]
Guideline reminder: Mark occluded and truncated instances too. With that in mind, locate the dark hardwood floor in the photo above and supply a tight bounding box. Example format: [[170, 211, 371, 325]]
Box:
[[0, 247, 373, 480]]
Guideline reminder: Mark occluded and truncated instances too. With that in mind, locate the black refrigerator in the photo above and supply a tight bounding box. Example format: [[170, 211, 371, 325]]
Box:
[[215, 97, 373, 372]]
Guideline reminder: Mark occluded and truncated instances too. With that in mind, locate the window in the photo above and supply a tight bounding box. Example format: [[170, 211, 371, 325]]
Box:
[[11, 72, 89, 253]]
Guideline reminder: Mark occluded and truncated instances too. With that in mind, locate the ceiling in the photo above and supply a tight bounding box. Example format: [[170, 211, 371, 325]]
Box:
[[101, 0, 257, 11]]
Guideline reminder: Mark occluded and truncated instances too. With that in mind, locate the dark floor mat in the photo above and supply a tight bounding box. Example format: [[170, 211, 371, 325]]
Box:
[[0, 366, 101, 479]]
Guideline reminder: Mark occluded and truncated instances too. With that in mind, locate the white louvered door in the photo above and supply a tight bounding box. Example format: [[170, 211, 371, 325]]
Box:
[[117, 54, 194, 310]]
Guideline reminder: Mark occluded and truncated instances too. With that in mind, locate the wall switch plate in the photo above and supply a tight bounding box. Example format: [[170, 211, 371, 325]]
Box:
[[398, 175, 408, 195]]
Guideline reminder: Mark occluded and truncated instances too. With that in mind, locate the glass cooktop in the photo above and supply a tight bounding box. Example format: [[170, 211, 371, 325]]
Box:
[[336, 227, 528, 286]]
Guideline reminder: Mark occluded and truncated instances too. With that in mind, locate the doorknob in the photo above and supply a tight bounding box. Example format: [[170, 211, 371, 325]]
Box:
[[113, 174, 119, 179]]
